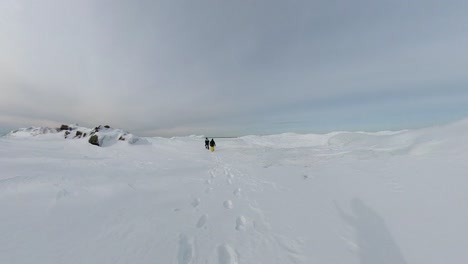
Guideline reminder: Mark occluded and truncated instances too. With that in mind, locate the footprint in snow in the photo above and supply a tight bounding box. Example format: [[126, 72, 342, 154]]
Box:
[[223, 200, 233, 209], [55, 188, 70, 200], [218, 244, 238, 264], [177, 234, 194, 264], [210, 170, 217, 178], [235, 216, 247, 231], [233, 188, 241, 197], [223, 168, 234, 179], [191, 198, 200, 208], [196, 214, 208, 228]]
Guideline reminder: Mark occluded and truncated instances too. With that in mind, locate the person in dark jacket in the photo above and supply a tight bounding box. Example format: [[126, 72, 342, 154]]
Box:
[[205, 137, 209, 150], [209, 138, 216, 152]]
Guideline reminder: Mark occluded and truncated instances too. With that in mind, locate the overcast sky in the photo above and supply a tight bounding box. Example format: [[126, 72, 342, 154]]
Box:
[[1, 0, 468, 136]]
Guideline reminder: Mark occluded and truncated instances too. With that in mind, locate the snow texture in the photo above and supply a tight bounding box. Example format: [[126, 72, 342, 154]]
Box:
[[1, 119, 468, 263]]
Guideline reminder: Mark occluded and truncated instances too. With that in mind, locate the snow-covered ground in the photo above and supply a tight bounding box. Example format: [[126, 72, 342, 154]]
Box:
[[1, 120, 468, 264]]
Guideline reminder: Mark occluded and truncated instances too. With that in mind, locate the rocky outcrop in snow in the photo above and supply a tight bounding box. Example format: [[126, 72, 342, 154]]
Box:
[[7, 124, 149, 147], [86, 125, 149, 147]]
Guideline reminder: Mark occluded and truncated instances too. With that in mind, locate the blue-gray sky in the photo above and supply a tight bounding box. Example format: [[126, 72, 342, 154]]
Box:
[[1, 0, 468, 136]]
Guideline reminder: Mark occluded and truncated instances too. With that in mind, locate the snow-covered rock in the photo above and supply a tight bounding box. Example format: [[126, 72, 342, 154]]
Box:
[[7, 124, 149, 147], [7, 126, 60, 137], [87, 125, 149, 147]]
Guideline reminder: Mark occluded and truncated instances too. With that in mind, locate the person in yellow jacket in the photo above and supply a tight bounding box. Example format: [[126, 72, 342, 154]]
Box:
[[209, 138, 216, 152]]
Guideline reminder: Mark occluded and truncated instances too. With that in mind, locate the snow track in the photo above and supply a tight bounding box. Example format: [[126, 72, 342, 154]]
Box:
[[167, 148, 309, 263]]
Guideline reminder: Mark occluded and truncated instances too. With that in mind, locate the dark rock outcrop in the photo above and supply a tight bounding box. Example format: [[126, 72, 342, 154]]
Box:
[[59, 125, 71, 131], [74, 131, 83, 138], [88, 135, 100, 146]]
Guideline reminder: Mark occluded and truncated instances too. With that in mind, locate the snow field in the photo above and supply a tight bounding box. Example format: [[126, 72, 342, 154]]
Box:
[[1, 119, 468, 263]]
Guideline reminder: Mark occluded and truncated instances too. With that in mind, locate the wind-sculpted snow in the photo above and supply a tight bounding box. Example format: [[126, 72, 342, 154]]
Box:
[[240, 133, 330, 148], [1, 119, 468, 263]]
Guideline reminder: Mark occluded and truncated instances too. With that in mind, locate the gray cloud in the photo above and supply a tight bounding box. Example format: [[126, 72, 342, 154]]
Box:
[[1, 0, 468, 136]]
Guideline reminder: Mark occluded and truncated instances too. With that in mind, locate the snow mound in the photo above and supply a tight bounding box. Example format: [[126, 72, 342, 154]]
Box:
[[240, 133, 330, 148], [7, 127, 60, 137], [89, 126, 150, 147], [236, 119, 468, 157]]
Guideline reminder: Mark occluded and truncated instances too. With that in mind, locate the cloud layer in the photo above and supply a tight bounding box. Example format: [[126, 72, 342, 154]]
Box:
[[1, 0, 468, 136]]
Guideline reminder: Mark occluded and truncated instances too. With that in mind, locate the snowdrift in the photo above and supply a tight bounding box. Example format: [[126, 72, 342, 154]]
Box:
[[240, 119, 468, 156]]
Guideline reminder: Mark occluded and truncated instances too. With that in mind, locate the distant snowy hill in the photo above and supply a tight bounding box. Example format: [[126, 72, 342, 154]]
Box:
[[1, 119, 467, 263]]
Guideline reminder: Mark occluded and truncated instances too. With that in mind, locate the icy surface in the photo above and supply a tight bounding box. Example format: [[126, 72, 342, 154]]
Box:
[[1, 120, 468, 263]]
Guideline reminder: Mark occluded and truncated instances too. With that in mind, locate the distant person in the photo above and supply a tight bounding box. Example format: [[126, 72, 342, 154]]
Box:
[[205, 137, 209, 150], [209, 138, 216, 152]]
